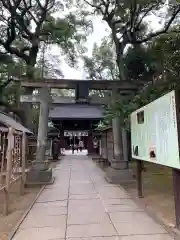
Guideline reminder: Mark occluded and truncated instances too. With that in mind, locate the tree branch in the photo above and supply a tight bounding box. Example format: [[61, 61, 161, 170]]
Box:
[[135, 3, 159, 31], [135, 4, 180, 44], [0, 77, 13, 91], [0, 37, 29, 61], [84, 0, 104, 15], [129, 0, 137, 31]]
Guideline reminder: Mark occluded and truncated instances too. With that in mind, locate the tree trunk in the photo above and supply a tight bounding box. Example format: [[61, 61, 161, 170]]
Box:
[[21, 55, 37, 130]]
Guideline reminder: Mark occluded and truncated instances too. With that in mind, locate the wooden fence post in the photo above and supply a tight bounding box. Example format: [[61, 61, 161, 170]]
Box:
[[0, 132, 6, 185], [4, 127, 13, 215], [20, 132, 26, 195]]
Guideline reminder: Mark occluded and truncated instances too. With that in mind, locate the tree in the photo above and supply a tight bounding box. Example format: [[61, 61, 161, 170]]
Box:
[[35, 43, 64, 79], [82, 37, 116, 98], [0, 55, 28, 121], [123, 44, 157, 82], [0, 0, 92, 127], [103, 29, 180, 129], [0, 0, 92, 75], [84, 0, 180, 80], [0, 47, 66, 125], [150, 30, 180, 83], [83, 37, 117, 80]]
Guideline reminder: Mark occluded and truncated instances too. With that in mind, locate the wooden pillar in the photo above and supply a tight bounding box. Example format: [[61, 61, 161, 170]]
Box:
[[87, 131, 94, 155], [4, 127, 13, 215], [49, 139, 53, 157], [20, 132, 26, 195], [136, 160, 143, 198], [172, 169, 180, 229], [59, 129, 65, 155]]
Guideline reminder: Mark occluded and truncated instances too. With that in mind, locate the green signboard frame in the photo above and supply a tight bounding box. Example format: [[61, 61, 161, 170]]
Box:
[[131, 90, 180, 169]]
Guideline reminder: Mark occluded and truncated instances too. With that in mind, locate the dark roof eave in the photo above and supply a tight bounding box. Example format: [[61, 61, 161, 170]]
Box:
[[96, 126, 112, 132]]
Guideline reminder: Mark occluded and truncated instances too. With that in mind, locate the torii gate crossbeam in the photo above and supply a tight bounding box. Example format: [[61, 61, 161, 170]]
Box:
[[17, 77, 145, 90]]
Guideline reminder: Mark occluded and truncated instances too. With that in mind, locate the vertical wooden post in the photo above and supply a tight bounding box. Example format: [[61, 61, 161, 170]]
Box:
[[50, 138, 52, 157], [4, 127, 13, 215], [59, 129, 65, 156], [0, 132, 5, 185], [172, 169, 180, 230], [20, 132, 26, 195], [87, 131, 94, 155], [136, 160, 143, 198]]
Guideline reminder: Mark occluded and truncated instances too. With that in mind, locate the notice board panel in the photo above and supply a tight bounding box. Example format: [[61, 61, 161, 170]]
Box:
[[131, 90, 180, 169]]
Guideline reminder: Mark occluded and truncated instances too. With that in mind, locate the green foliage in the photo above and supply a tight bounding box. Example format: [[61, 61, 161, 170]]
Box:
[[83, 37, 117, 79], [99, 30, 180, 130], [42, 13, 92, 67], [0, 0, 92, 75], [123, 45, 157, 81], [0, 0, 93, 127], [0, 57, 24, 105], [85, 0, 180, 79], [150, 30, 180, 81]]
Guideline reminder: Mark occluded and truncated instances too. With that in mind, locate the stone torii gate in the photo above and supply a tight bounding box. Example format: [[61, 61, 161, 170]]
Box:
[[18, 78, 144, 184]]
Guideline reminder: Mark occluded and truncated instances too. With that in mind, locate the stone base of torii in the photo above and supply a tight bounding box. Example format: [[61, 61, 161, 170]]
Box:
[[105, 118, 133, 183]]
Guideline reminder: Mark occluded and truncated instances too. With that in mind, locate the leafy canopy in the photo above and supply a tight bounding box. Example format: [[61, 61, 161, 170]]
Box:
[[83, 37, 117, 80], [84, 0, 180, 79], [0, 0, 93, 74]]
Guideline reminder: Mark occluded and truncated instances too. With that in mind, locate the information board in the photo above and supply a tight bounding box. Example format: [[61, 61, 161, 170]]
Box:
[[131, 90, 180, 169]]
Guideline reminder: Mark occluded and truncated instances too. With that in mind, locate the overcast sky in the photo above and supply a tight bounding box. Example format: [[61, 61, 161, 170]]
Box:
[[49, 16, 109, 79], [49, 13, 161, 79]]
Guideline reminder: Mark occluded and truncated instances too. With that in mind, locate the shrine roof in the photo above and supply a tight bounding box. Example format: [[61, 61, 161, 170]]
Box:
[[0, 112, 33, 134], [49, 104, 104, 120]]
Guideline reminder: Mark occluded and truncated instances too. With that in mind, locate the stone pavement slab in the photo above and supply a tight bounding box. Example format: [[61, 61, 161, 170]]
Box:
[[29, 202, 67, 216], [12, 153, 175, 240], [69, 194, 99, 200], [103, 198, 143, 212], [66, 223, 117, 238], [114, 221, 167, 235], [13, 227, 65, 240], [20, 214, 66, 229], [119, 235, 173, 240], [67, 236, 172, 240], [67, 212, 110, 225]]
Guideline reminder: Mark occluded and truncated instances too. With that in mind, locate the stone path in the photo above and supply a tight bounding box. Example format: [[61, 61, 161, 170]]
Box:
[[12, 153, 174, 240]]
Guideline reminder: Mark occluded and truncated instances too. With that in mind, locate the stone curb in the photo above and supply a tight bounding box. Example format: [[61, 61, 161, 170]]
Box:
[[8, 185, 46, 240], [117, 184, 180, 240]]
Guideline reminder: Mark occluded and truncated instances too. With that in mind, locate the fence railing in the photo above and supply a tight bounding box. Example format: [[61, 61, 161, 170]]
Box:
[[0, 127, 26, 215]]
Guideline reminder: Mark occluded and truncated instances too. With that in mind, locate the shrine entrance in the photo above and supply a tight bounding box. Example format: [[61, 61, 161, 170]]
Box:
[[64, 131, 88, 150], [48, 102, 103, 156], [18, 77, 143, 184]]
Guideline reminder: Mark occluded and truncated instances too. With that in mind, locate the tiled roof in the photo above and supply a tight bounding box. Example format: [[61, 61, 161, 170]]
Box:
[[49, 104, 104, 119], [0, 112, 33, 134]]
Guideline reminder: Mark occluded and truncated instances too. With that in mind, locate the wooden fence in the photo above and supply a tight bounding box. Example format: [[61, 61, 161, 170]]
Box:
[[0, 127, 26, 215], [98, 127, 114, 166]]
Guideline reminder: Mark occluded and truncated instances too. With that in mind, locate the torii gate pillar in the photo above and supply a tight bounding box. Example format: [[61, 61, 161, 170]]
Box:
[[105, 92, 133, 183], [26, 87, 53, 184]]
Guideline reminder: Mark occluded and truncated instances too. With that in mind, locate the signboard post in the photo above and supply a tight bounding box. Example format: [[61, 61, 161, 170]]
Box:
[[131, 90, 180, 229], [136, 160, 143, 198]]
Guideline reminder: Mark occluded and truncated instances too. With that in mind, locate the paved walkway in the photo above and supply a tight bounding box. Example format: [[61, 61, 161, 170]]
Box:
[[13, 153, 174, 240]]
